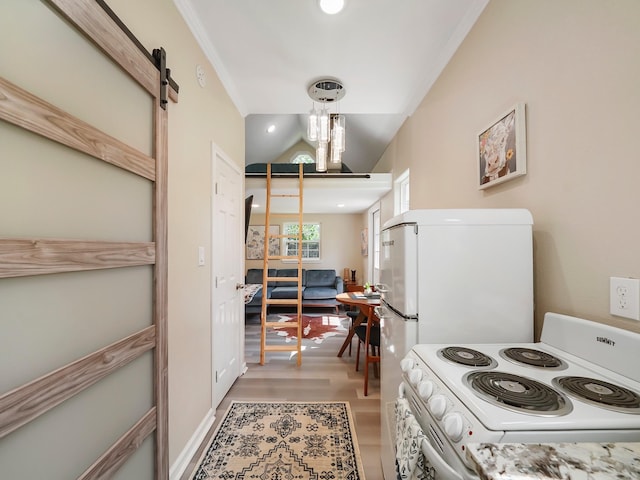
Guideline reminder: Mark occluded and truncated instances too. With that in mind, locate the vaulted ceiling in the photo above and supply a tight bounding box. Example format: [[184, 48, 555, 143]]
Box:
[[175, 0, 489, 174]]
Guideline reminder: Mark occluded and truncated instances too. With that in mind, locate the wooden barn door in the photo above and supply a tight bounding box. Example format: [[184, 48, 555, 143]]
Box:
[[0, 1, 177, 478]]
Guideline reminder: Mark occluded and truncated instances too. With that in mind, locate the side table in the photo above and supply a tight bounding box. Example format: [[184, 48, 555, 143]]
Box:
[[345, 282, 364, 293]]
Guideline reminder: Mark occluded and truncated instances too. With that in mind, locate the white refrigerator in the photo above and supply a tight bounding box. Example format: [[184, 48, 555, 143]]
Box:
[[376, 209, 534, 480]]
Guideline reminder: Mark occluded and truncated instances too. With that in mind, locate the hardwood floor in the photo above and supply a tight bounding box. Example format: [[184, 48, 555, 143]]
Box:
[[180, 311, 383, 479]]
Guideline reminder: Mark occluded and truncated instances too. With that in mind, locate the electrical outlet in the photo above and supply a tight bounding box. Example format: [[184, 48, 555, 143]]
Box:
[[610, 277, 640, 320]]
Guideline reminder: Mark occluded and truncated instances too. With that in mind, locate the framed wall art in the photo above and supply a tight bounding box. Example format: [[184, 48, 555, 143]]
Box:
[[478, 103, 527, 189], [246, 225, 280, 260], [360, 228, 368, 256]]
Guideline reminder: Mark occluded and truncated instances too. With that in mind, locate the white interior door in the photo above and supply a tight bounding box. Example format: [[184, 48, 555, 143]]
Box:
[[211, 143, 243, 408]]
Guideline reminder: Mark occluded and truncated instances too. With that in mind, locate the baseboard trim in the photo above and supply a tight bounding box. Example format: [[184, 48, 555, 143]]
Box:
[[169, 408, 216, 480]]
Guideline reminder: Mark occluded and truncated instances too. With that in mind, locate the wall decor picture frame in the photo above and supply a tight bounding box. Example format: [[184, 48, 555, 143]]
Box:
[[360, 228, 368, 256], [478, 103, 527, 189], [246, 225, 280, 260]]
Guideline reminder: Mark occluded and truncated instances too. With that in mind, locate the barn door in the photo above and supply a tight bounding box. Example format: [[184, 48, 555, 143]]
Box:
[[0, 1, 177, 478]]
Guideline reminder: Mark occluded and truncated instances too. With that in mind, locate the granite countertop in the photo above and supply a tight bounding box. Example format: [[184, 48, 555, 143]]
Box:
[[466, 442, 640, 480]]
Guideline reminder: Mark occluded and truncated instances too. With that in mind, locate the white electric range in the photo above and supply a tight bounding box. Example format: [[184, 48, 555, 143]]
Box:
[[398, 312, 640, 480]]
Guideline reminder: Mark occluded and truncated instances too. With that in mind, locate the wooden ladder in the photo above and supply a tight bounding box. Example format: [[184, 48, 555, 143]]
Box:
[[260, 163, 304, 366]]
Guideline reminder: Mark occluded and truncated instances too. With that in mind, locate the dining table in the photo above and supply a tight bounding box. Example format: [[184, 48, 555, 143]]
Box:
[[335, 292, 381, 358]]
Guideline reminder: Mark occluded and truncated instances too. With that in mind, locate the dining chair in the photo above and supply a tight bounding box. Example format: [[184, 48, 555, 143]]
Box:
[[345, 285, 364, 356], [345, 310, 359, 355], [354, 308, 380, 396]]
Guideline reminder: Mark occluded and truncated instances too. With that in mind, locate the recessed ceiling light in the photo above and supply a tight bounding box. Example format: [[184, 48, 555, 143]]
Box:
[[266, 124, 276, 133], [319, 0, 345, 15], [337, 203, 345, 208]]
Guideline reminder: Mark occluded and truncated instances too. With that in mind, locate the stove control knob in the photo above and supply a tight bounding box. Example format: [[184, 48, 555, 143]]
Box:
[[408, 368, 423, 386], [428, 395, 448, 420], [400, 358, 414, 373], [417, 380, 435, 400], [443, 413, 465, 442]]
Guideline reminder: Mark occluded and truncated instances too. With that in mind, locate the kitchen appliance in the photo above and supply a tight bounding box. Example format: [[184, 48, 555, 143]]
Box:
[[377, 209, 534, 479], [398, 312, 640, 479]]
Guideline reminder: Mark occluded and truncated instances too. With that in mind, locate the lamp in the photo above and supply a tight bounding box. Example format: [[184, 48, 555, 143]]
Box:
[[307, 79, 346, 172]]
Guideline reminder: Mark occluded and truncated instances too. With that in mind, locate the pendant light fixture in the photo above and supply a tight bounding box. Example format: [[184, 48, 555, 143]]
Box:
[[307, 78, 346, 172]]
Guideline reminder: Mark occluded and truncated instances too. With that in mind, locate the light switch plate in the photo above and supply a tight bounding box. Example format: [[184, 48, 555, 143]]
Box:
[[610, 277, 640, 320]]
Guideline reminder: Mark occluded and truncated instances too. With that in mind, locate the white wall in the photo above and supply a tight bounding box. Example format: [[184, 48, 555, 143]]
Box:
[[375, 0, 640, 338]]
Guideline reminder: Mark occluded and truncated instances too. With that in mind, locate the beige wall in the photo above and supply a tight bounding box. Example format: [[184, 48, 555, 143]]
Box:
[[246, 213, 365, 282], [375, 0, 640, 338]]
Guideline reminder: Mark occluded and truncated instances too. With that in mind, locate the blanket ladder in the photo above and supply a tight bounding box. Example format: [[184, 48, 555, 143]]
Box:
[[260, 163, 304, 365]]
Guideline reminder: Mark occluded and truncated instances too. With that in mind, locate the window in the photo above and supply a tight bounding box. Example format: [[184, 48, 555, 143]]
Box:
[[394, 168, 410, 215], [282, 222, 321, 261], [290, 152, 315, 164], [367, 203, 381, 286], [372, 208, 381, 284]]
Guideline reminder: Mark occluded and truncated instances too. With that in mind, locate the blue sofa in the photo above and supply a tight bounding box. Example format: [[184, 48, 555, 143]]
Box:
[[245, 268, 344, 315]]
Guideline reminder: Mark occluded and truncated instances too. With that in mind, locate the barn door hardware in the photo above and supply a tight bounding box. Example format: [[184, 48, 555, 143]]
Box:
[[95, 1, 179, 102], [153, 48, 171, 110]]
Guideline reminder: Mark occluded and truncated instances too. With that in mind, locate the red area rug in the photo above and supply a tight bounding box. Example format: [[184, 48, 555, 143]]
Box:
[[271, 314, 348, 344]]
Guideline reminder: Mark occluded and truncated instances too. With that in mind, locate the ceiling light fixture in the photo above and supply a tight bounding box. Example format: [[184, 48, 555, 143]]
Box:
[[319, 0, 345, 15], [266, 124, 276, 133], [307, 78, 346, 172]]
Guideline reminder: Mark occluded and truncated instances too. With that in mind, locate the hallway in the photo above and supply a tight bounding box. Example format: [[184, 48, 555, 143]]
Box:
[[181, 313, 383, 479]]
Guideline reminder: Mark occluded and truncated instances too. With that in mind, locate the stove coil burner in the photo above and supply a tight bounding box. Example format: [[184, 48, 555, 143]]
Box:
[[438, 347, 497, 368], [465, 371, 572, 416], [553, 376, 640, 414], [500, 347, 567, 369]]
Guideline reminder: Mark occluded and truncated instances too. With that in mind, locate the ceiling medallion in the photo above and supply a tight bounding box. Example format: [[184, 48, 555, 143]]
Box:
[[307, 78, 346, 103]]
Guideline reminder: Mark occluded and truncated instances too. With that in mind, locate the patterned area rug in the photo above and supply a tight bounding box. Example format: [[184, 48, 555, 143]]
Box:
[[270, 314, 348, 344], [191, 401, 365, 479]]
